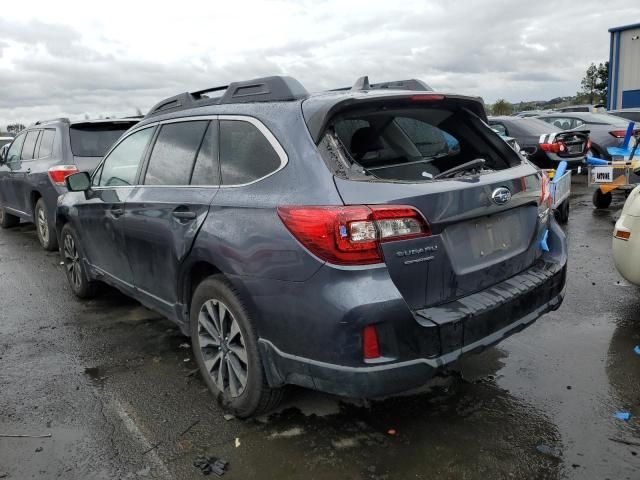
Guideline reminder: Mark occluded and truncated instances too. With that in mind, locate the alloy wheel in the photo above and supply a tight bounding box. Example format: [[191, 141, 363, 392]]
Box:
[[63, 233, 81, 289], [37, 207, 49, 244], [197, 299, 248, 398]]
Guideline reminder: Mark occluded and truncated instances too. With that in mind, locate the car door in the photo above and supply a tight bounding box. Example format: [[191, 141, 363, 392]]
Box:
[[0, 133, 27, 213], [123, 119, 218, 316], [11, 129, 41, 216], [74, 126, 156, 287]]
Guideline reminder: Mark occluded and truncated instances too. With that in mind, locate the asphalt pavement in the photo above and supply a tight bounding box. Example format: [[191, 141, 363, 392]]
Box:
[[1, 178, 639, 479]]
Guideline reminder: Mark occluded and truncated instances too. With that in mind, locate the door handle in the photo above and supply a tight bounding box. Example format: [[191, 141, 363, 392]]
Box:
[[110, 207, 124, 218], [172, 210, 197, 220]]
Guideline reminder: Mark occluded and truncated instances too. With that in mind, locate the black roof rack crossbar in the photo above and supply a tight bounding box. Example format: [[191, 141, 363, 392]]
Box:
[[338, 76, 433, 93], [146, 76, 310, 118], [34, 117, 70, 125]]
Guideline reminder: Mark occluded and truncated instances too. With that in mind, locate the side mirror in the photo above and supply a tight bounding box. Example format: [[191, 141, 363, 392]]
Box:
[[65, 171, 91, 192], [0, 146, 7, 165]]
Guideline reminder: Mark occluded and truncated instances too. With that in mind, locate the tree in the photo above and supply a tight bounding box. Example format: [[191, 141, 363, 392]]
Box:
[[579, 61, 608, 104], [6, 123, 25, 134], [492, 99, 513, 116]]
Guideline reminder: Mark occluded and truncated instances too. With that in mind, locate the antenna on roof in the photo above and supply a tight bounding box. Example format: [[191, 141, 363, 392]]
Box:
[[351, 76, 371, 91]]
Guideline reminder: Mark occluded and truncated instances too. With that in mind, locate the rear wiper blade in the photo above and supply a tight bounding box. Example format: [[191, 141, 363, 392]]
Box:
[[433, 158, 486, 179]]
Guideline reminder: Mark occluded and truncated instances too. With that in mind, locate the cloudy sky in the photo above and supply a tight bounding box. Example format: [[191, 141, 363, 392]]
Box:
[[0, 0, 635, 127]]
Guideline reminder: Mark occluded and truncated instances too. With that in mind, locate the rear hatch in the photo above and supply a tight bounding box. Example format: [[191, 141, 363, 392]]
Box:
[[305, 92, 548, 310], [69, 120, 139, 172]]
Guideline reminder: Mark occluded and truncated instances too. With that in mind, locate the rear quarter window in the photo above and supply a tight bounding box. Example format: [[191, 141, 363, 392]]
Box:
[[219, 120, 282, 185]]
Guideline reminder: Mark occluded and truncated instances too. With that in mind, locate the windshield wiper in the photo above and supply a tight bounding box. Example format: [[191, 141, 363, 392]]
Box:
[[433, 158, 486, 179]]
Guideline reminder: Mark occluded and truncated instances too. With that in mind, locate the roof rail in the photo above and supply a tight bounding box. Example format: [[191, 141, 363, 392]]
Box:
[[146, 76, 309, 118], [34, 117, 70, 125], [343, 76, 433, 92]]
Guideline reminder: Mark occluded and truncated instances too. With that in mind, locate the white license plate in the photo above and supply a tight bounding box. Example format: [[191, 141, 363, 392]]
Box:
[[590, 166, 614, 184]]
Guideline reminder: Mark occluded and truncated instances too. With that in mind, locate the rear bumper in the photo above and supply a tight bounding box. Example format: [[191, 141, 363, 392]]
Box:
[[259, 222, 567, 398]]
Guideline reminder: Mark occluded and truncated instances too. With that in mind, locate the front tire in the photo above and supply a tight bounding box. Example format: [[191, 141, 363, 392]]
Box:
[[0, 207, 20, 228], [35, 199, 58, 251], [190, 275, 283, 417], [592, 189, 612, 209], [60, 223, 97, 299]]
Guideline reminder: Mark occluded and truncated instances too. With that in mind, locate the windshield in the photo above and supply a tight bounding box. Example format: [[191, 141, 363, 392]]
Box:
[[324, 104, 521, 182], [578, 113, 629, 126], [69, 122, 136, 157]]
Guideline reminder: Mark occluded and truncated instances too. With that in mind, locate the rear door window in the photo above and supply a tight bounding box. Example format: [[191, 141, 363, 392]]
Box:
[[144, 121, 208, 185], [96, 127, 154, 187], [37, 129, 56, 158], [20, 130, 41, 160], [219, 120, 282, 185]]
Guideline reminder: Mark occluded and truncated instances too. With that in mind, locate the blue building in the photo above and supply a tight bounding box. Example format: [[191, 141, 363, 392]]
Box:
[[608, 23, 640, 109]]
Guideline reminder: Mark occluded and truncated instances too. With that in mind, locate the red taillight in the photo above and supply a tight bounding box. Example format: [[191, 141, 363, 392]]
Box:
[[277, 205, 431, 265], [410, 94, 445, 102], [363, 325, 380, 360], [540, 142, 566, 153], [48, 165, 79, 186], [540, 172, 552, 208], [609, 130, 627, 138]]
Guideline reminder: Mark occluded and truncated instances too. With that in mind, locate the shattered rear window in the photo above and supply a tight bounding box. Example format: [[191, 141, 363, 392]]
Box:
[[322, 105, 520, 182]]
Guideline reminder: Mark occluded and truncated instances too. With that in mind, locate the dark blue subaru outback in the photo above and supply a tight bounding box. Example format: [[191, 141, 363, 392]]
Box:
[[56, 76, 567, 416]]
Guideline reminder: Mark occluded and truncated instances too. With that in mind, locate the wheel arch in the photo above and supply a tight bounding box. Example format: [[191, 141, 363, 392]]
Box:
[[30, 189, 42, 216], [178, 257, 260, 334]]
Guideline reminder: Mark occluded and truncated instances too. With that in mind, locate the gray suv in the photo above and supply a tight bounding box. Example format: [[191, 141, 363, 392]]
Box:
[[57, 76, 567, 417], [0, 117, 139, 249]]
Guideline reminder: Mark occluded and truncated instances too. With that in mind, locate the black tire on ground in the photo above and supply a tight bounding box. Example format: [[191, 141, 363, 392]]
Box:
[[592, 189, 613, 209], [35, 198, 58, 251], [0, 207, 20, 228], [190, 275, 284, 417], [60, 223, 97, 299]]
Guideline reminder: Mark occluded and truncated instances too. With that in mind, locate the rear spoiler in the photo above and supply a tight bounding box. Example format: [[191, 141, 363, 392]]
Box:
[[303, 93, 487, 144]]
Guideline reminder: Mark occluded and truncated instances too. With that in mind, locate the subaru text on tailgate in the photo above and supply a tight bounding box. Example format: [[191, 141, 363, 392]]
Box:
[[56, 76, 567, 417]]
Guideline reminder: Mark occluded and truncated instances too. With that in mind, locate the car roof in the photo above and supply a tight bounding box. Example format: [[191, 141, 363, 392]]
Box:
[[137, 75, 487, 143]]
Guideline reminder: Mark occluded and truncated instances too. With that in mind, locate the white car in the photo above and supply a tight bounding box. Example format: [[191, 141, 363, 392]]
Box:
[[613, 185, 640, 285]]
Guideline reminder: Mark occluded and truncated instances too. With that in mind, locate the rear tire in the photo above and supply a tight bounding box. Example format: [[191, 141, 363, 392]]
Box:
[[190, 275, 283, 418], [60, 223, 97, 299], [592, 189, 612, 209], [0, 207, 20, 228], [35, 198, 58, 251]]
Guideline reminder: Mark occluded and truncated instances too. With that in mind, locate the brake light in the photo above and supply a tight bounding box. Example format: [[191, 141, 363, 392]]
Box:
[[410, 94, 445, 102], [609, 130, 627, 138], [540, 172, 552, 208], [277, 205, 431, 265], [48, 165, 79, 186], [540, 142, 566, 153], [363, 325, 381, 360]]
